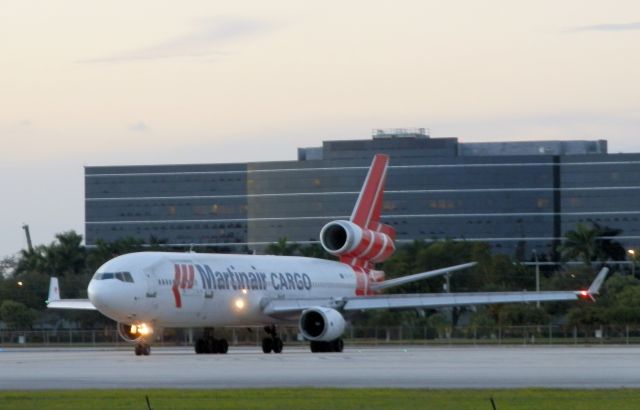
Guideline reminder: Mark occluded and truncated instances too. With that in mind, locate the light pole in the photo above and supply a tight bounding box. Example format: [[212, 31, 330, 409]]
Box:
[[533, 249, 540, 308], [628, 249, 636, 276]]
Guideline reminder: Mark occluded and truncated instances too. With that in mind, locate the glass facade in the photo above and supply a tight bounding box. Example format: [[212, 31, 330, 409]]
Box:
[[85, 136, 640, 260]]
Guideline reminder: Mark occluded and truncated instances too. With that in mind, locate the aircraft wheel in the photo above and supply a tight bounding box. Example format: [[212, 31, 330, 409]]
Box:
[[143, 344, 151, 356], [195, 338, 206, 354], [261, 337, 273, 354], [134, 344, 143, 356], [208, 338, 220, 354], [273, 337, 283, 354], [331, 338, 344, 353], [219, 338, 229, 354], [310, 341, 322, 353]]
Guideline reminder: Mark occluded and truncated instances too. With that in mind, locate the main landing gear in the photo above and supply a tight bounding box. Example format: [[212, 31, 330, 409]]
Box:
[[261, 325, 283, 354], [134, 342, 151, 356], [310, 339, 344, 353], [194, 328, 229, 354]]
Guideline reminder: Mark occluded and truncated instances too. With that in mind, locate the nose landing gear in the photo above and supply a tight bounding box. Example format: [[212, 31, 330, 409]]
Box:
[[134, 343, 151, 356], [261, 325, 283, 354]]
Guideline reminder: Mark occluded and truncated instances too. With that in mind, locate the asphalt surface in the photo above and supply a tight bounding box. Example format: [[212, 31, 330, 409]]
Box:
[[0, 345, 638, 390]]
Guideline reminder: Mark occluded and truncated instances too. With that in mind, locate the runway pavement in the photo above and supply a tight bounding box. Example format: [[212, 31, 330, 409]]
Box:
[[0, 345, 639, 390]]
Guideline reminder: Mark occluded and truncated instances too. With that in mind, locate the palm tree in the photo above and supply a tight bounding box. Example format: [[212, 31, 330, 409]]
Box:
[[592, 222, 626, 262], [47, 231, 87, 276], [559, 223, 600, 266], [559, 222, 625, 266]]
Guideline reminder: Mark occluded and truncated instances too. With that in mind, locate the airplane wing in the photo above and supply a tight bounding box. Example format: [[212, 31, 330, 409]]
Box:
[[46, 277, 97, 310], [262, 298, 343, 316], [262, 267, 609, 316], [343, 290, 583, 311]]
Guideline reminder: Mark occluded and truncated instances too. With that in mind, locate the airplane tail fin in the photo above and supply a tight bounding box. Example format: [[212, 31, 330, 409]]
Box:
[[350, 154, 394, 235], [319, 154, 396, 270]]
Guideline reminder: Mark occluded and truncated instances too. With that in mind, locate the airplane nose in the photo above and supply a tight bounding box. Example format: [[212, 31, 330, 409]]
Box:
[[88, 276, 146, 322], [88, 279, 110, 311]]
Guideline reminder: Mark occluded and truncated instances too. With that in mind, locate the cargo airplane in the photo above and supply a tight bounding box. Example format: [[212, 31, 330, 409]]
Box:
[[48, 154, 608, 356]]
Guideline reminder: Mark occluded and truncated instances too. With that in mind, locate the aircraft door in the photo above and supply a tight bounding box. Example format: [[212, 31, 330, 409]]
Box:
[[144, 267, 160, 313]]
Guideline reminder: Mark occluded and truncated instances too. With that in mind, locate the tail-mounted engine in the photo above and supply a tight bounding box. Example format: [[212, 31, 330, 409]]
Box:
[[319, 220, 395, 264], [299, 307, 346, 342], [117, 322, 153, 343]]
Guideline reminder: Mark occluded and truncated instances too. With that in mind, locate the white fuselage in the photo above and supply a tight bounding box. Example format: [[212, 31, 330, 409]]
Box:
[[88, 252, 359, 328]]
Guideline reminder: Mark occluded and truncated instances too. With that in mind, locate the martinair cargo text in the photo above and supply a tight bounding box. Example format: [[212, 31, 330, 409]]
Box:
[[48, 154, 608, 356]]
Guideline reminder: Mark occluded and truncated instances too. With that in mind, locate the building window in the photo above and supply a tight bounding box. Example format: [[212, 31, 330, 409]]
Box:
[[568, 197, 582, 208], [428, 199, 454, 209], [536, 198, 549, 209]]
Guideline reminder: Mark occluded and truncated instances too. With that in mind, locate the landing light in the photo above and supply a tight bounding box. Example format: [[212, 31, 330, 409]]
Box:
[[234, 298, 245, 310], [138, 323, 151, 336], [131, 323, 152, 336]]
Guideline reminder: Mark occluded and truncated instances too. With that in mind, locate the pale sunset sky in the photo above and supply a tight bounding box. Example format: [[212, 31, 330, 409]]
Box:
[[1, 0, 639, 257]]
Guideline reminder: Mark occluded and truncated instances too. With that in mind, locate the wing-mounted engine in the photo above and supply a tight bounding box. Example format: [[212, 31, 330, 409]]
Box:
[[117, 322, 153, 343], [320, 220, 395, 264], [299, 307, 346, 342]]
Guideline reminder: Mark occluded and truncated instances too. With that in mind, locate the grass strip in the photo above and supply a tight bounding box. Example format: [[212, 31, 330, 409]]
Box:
[[1, 388, 640, 410]]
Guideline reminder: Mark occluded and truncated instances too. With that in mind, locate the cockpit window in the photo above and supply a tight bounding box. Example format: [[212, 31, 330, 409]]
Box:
[[93, 272, 134, 283]]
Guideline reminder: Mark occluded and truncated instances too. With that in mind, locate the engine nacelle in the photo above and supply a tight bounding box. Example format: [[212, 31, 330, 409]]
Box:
[[117, 322, 153, 343], [299, 307, 346, 342], [319, 220, 395, 263]]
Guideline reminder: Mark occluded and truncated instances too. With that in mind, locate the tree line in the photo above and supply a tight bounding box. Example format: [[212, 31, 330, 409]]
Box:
[[1, 222, 639, 330]]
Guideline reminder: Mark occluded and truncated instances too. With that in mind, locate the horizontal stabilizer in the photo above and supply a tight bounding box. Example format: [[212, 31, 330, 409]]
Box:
[[371, 262, 477, 291], [46, 277, 96, 310], [47, 300, 96, 310]]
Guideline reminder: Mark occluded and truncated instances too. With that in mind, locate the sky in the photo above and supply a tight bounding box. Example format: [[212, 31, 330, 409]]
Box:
[[1, 0, 639, 258]]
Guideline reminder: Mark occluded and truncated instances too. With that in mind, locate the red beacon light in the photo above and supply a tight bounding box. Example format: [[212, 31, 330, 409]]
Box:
[[578, 290, 595, 301]]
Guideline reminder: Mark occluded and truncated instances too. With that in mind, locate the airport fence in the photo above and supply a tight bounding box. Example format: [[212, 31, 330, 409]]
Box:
[[3, 324, 640, 347]]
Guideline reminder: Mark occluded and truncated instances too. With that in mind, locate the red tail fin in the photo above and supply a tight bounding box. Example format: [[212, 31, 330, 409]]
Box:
[[318, 154, 396, 270], [343, 154, 396, 268], [350, 154, 389, 230], [351, 154, 396, 240]]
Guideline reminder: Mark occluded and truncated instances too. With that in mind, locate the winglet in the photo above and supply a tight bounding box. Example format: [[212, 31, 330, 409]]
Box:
[[587, 267, 609, 296], [47, 277, 60, 304], [576, 267, 609, 301]]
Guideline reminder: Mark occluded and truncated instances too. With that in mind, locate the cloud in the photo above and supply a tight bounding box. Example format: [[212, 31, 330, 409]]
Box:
[[570, 22, 640, 33], [81, 17, 275, 63], [129, 122, 148, 132]]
